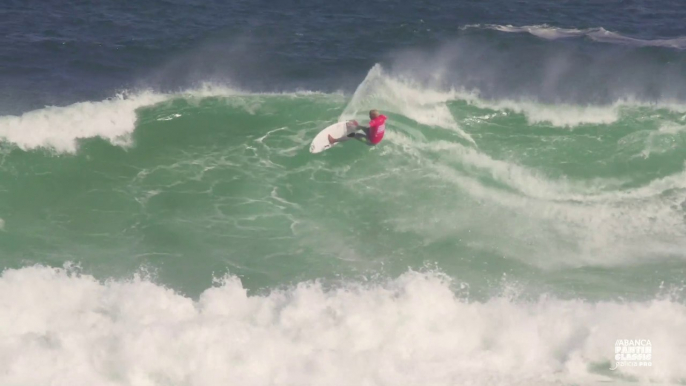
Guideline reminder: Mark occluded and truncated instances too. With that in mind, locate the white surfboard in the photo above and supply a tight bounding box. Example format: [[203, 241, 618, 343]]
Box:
[[309, 121, 356, 153]]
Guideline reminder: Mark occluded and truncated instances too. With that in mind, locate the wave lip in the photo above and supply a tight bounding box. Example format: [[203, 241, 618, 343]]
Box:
[[0, 91, 167, 153], [463, 24, 686, 49], [465, 97, 622, 127]]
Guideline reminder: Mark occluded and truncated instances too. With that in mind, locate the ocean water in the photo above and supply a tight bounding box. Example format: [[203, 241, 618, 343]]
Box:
[[2, 1, 686, 385]]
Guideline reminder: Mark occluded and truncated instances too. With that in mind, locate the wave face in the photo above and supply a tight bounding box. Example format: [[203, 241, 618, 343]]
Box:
[[2, 63, 686, 383], [5, 1, 686, 384]]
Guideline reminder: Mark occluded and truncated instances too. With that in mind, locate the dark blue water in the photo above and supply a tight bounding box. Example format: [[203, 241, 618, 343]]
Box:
[[4, 0, 686, 114]]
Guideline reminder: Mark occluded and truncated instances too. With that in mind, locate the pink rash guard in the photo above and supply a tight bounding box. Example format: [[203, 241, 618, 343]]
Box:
[[368, 115, 387, 144]]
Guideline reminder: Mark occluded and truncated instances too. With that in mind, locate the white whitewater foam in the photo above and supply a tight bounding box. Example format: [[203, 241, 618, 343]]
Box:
[[2, 265, 685, 386], [464, 24, 686, 49], [466, 98, 622, 127], [0, 91, 167, 153], [461, 94, 686, 127], [0, 84, 330, 154]]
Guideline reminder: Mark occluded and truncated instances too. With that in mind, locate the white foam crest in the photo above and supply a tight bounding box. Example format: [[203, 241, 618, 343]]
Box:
[[464, 24, 686, 49], [588, 28, 686, 49], [0, 91, 167, 153], [2, 265, 685, 385], [340, 64, 476, 144], [0, 83, 341, 154], [467, 98, 621, 127], [463, 94, 686, 127], [492, 24, 587, 40]]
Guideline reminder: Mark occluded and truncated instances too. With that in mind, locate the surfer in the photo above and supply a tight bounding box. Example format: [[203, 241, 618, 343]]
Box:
[[328, 109, 387, 146]]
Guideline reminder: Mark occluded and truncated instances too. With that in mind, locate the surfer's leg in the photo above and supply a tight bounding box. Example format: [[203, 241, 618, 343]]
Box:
[[329, 133, 355, 144], [354, 135, 375, 146], [334, 128, 372, 145], [348, 129, 366, 142], [344, 127, 362, 139], [346, 128, 371, 145], [361, 128, 374, 145]]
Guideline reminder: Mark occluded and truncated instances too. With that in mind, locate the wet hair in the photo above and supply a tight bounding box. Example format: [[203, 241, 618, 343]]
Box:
[[369, 109, 379, 118]]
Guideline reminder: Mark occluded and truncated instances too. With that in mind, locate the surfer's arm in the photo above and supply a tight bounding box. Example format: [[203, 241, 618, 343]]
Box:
[[347, 120, 364, 130], [347, 120, 370, 133]]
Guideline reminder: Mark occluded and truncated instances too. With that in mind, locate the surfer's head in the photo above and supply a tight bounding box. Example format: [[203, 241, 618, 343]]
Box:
[[369, 109, 380, 119]]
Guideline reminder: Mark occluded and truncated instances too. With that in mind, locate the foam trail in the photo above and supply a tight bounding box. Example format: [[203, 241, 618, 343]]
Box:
[[409, 163, 686, 267], [463, 24, 686, 49], [388, 134, 686, 266], [2, 265, 685, 386], [403, 136, 686, 203]]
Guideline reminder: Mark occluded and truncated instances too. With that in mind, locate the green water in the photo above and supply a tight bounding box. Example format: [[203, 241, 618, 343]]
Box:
[[2, 89, 685, 302]]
